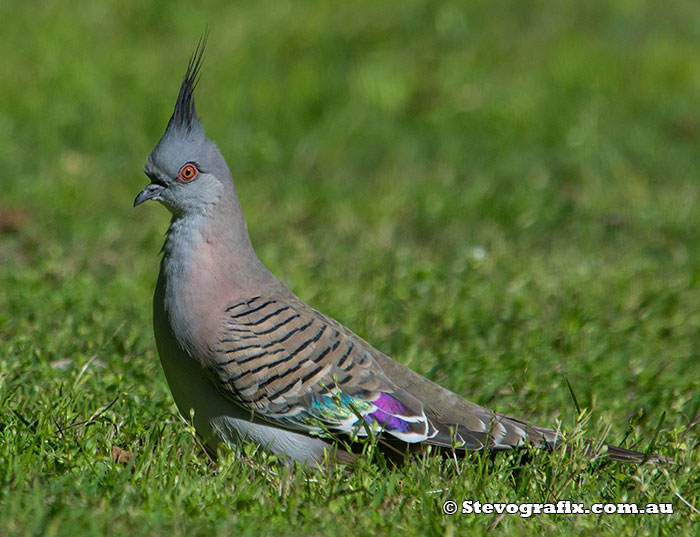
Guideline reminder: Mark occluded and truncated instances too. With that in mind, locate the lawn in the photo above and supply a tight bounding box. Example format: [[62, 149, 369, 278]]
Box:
[[1, 0, 699, 535]]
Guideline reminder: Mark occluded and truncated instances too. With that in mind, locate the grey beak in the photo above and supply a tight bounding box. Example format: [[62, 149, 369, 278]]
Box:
[[134, 183, 165, 207]]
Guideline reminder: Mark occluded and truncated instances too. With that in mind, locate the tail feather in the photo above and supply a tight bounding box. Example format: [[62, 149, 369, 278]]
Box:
[[386, 411, 671, 464], [597, 444, 672, 464]]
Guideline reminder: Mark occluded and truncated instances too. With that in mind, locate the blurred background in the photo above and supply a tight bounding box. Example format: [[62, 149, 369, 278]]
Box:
[[1, 0, 699, 456]]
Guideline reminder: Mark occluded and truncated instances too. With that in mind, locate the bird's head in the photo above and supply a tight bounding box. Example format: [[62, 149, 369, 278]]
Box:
[[135, 37, 232, 217]]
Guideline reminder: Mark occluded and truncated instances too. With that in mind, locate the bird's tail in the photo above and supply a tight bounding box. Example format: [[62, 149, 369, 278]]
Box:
[[467, 412, 673, 464], [592, 443, 672, 464]]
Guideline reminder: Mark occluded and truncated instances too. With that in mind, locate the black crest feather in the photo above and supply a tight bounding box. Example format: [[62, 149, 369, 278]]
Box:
[[169, 34, 207, 132]]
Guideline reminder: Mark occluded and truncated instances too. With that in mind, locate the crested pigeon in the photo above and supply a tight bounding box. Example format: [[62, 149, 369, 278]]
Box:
[[134, 41, 663, 467]]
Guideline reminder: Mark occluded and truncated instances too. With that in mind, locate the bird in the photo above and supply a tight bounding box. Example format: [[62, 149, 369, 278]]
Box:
[[134, 39, 663, 467]]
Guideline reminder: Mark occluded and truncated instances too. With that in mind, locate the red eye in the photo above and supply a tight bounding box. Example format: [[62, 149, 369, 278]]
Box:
[[177, 163, 199, 183]]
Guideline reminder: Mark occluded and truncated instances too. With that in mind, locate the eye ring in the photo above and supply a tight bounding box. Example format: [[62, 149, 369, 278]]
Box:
[[177, 163, 199, 183]]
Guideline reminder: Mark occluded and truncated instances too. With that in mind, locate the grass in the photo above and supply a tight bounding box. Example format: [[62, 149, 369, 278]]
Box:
[[1, 0, 699, 535]]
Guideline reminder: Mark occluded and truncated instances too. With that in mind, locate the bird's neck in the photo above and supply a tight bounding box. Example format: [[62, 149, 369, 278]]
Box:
[[156, 205, 285, 359], [161, 203, 281, 293]]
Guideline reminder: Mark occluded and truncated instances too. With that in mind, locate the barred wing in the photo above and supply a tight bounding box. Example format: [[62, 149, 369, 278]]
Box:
[[210, 296, 439, 443]]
